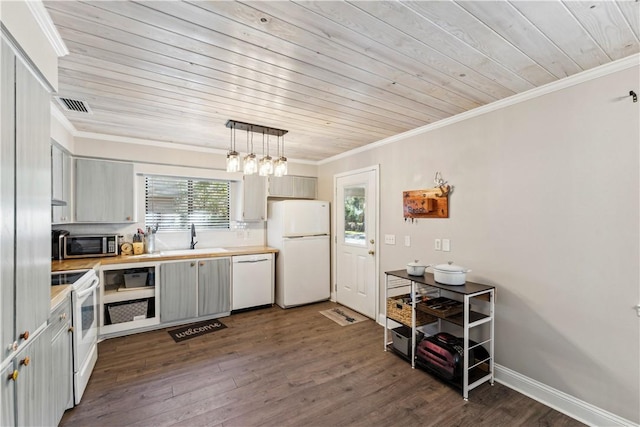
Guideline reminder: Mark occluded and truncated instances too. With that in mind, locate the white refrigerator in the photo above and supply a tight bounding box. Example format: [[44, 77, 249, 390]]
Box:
[[267, 200, 330, 308]]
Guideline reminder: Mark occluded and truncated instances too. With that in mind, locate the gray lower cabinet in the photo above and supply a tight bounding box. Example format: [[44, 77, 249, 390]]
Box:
[[198, 258, 231, 316], [1, 363, 15, 426], [160, 258, 231, 323], [7, 329, 52, 426], [160, 261, 198, 322], [49, 298, 73, 426], [75, 158, 134, 223]]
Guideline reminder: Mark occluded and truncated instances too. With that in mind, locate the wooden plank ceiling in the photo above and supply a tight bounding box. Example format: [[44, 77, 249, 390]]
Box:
[[44, 1, 639, 162]]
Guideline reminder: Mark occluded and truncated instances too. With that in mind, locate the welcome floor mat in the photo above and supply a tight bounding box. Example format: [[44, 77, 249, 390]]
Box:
[[320, 306, 368, 326], [167, 319, 227, 343]]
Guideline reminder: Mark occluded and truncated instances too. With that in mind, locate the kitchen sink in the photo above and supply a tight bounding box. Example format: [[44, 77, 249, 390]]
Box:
[[158, 248, 228, 256], [128, 248, 228, 258]]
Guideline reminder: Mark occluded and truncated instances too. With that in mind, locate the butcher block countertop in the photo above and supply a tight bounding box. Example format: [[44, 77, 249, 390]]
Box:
[[52, 246, 278, 271], [51, 285, 72, 310], [52, 258, 102, 272]]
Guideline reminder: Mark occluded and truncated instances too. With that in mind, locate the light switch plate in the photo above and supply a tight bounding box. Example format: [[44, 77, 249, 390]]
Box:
[[404, 236, 411, 247], [434, 239, 441, 251], [384, 234, 396, 245], [442, 239, 451, 252]]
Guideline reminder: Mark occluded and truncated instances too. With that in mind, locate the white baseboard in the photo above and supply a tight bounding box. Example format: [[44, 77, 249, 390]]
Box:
[[495, 364, 638, 427], [376, 314, 637, 426]]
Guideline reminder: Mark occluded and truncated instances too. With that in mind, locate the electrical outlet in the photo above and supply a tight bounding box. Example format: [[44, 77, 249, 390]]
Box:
[[404, 236, 411, 246], [434, 239, 441, 251], [442, 239, 451, 252], [384, 234, 396, 245]]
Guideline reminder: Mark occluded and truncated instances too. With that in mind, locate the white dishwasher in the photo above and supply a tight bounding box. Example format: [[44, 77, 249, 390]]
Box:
[[232, 253, 274, 310]]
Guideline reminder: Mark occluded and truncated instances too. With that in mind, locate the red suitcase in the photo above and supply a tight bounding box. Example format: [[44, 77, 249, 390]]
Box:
[[416, 332, 464, 380], [416, 332, 490, 381]]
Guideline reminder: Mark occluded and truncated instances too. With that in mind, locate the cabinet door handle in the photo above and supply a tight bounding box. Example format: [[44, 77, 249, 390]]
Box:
[[190, 262, 196, 267], [68, 326, 74, 333], [199, 262, 204, 266], [19, 331, 29, 341], [8, 370, 18, 382], [8, 341, 18, 352], [60, 313, 67, 320], [20, 356, 30, 366]]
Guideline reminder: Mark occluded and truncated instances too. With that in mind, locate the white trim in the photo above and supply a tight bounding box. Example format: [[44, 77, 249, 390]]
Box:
[[63, 129, 317, 164], [319, 53, 640, 166], [25, 0, 69, 57], [51, 102, 77, 134], [332, 164, 380, 320], [495, 364, 638, 427]]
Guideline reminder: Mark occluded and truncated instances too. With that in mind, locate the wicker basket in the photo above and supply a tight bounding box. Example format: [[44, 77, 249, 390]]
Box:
[[386, 294, 436, 326]]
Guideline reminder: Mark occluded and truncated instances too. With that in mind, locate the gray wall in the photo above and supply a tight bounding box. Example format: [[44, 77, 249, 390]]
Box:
[[318, 65, 639, 422]]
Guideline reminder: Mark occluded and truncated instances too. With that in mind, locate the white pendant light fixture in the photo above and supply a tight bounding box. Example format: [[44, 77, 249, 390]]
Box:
[[259, 131, 274, 176], [274, 133, 288, 177], [242, 126, 258, 175], [226, 124, 240, 172], [225, 120, 287, 176]]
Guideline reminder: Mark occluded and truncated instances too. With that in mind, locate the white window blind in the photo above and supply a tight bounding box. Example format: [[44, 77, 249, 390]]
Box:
[[145, 175, 230, 230]]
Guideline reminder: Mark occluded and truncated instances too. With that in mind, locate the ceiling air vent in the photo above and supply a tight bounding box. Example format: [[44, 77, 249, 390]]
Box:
[[55, 97, 92, 114]]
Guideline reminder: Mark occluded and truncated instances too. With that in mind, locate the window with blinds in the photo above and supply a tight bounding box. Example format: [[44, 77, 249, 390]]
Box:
[[145, 175, 230, 230]]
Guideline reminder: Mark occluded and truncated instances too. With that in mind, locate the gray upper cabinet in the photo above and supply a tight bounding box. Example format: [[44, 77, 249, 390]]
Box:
[[160, 261, 198, 323], [1, 37, 51, 358], [1, 38, 17, 364], [15, 55, 51, 345], [51, 144, 72, 223], [198, 258, 231, 316], [75, 158, 135, 223], [268, 175, 317, 199], [242, 174, 267, 221]]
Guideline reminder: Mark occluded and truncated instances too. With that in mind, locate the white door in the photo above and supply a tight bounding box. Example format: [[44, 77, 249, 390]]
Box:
[[335, 167, 378, 318]]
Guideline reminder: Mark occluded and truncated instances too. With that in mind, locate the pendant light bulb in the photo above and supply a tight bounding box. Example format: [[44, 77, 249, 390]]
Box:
[[274, 133, 288, 176], [243, 128, 258, 175], [259, 131, 274, 176], [226, 124, 240, 172]]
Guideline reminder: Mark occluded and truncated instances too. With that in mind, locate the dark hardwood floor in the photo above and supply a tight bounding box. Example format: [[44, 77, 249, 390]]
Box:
[[61, 301, 583, 427]]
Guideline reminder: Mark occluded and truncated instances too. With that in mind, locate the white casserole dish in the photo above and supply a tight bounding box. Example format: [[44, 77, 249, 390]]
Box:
[[406, 260, 427, 276], [430, 262, 471, 285]]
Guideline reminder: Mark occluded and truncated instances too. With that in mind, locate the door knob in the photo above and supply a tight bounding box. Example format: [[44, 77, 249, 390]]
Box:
[[370, 239, 374, 244], [8, 370, 18, 381], [368, 250, 375, 255], [19, 331, 29, 341], [20, 356, 30, 366]]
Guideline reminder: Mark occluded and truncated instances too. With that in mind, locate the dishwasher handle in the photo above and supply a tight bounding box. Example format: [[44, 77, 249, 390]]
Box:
[[235, 259, 270, 264]]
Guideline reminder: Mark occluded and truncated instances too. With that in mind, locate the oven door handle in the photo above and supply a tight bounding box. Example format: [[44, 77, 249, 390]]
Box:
[[76, 277, 99, 298]]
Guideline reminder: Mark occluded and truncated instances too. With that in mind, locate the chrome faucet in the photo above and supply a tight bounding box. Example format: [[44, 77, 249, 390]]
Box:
[[190, 223, 197, 249]]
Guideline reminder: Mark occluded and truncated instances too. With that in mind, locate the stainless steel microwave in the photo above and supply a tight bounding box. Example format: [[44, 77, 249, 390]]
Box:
[[61, 234, 119, 259]]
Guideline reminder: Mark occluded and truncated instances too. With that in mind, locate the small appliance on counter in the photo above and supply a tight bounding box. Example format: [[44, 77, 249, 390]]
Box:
[[52, 229, 70, 260], [53, 233, 119, 259]]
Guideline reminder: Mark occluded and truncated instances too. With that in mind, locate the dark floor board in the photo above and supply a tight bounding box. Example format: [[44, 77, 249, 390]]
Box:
[[60, 302, 584, 427]]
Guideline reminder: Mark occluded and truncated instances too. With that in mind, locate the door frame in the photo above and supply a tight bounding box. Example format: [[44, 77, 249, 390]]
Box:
[[332, 165, 380, 319]]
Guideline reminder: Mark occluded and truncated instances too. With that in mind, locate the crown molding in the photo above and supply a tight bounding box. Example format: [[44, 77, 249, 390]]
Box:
[[26, 0, 68, 57], [50, 102, 76, 134], [318, 53, 640, 166]]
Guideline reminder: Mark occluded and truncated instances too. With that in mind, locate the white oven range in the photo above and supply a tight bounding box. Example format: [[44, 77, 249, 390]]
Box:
[[51, 269, 99, 404]]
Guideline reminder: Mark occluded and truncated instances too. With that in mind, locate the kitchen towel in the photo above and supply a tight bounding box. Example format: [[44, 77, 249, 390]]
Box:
[[320, 306, 368, 326], [167, 319, 227, 343]]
